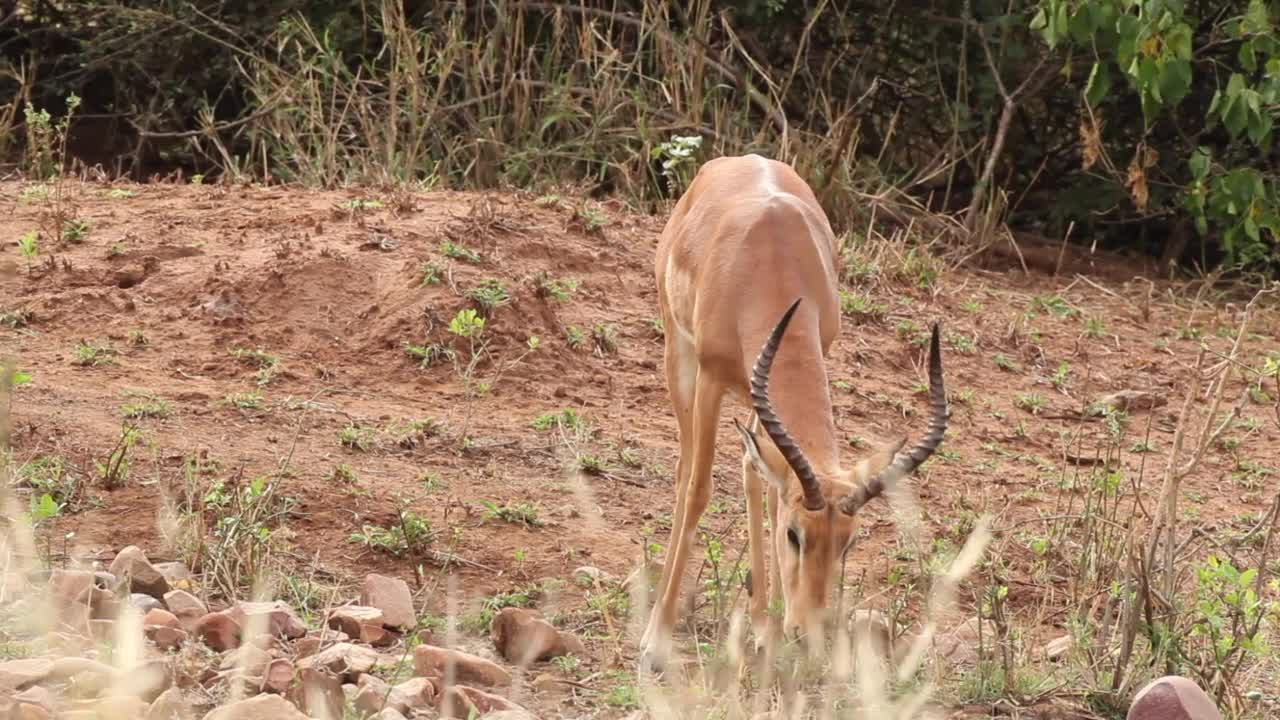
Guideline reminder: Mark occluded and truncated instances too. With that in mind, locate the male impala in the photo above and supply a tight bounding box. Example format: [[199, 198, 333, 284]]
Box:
[[639, 154, 949, 673]]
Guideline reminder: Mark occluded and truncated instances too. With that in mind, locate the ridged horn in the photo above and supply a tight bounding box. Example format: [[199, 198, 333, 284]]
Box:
[[750, 298, 825, 511], [839, 321, 949, 515]]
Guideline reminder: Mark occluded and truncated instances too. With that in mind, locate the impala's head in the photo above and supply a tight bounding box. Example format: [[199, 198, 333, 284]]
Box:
[[734, 298, 949, 644]]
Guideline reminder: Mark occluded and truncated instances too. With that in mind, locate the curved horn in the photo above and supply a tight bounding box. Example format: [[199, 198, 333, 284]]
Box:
[[839, 321, 949, 515], [750, 298, 825, 511]]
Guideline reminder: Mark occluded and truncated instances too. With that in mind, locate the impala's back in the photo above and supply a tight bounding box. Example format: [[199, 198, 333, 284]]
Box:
[[655, 154, 843, 466]]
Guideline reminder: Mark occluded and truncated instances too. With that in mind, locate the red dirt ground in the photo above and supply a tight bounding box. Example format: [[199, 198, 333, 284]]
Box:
[[3, 180, 1278, 716]]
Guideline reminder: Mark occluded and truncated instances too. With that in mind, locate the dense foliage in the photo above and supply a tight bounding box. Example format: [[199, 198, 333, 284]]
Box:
[[3, 0, 1279, 272]]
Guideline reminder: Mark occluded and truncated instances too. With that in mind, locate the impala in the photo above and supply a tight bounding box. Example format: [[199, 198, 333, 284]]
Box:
[[639, 154, 949, 673]]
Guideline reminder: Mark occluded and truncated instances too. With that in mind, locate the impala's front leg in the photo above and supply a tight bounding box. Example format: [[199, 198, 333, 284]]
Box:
[[639, 377, 723, 674], [742, 454, 771, 651]]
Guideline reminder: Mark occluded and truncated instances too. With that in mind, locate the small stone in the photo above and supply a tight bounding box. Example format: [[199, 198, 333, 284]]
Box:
[[1127, 676, 1223, 720], [145, 686, 188, 720], [392, 677, 436, 711], [48, 570, 95, 608], [413, 645, 511, 687], [231, 601, 307, 640], [287, 668, 344, 720], [132, 593, 166, 613], [14, 686, 53, 711], [302, 642, 379, 682], [163, 591, 208, 630], [261, 659, 294, 695], [109, 546, 171, 599], [490, 607, 585, 666], [152, 562, 194, 589], [374, 709, 407, 720], [481, 712, 538, 720], [353, 674, 411, 716], [87, 695, 150, 720], [326, 606, 384, 637], [118, 659, 173, 703], [291, 637, 321, 658], [0, 658, 54, 691], [145, 609, 182, 629], [1044, 634, 1073, 661], [147, 625, 189, 651], [195, 611, 242, 651], [936, 617, 996, 667], [201, 693, 310, 720], [848, 609, 894, 662], [454, 686, 525, 715], [360, 574, 415, 630], [572, 566, 610, 584], [221, 644, 272, 677]]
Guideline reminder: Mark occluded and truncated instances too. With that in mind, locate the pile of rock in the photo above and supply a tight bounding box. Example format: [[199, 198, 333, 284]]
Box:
[[0, 546, 591, 720]]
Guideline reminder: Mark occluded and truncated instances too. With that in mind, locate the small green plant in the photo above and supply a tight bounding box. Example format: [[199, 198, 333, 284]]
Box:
[[531, 408, 585, 432], [97, 424, 142, 489], [1029, 294, 1078, 318], [577, 204, 610, 232], [1083, 316, 1107, 339], [120, 395, 171, 419], [440, 240, 481, 263], [107, 188, 136, 199], [481, 500, 544, 528], [994, 354, 1019, 372], [0, 308, 32, 328], [1017, 392, 1047, 414], [17, 232, 38, 272], [839, 290, 887, 321], [72, 340, 116, 366], [23, 94, 81, 179], [224, 391, 264, 410], [466, 279, 511, 315], [348, 508, 433, 556], [419, 262, 444, 286], [1050, 361, 1071, 389], [404, 342, 454, 368], [329, 464, 358, 484], [448, 309, 485, 338], [592, 323, 619, 355], [338, 424, 376, 452], [108, 240, 126, 256], [948, 333, 978, 354], [534, 272, 579, 301], [127, 329, 149, 347], [566, 325, 585, 348], [652, 134, 703, 192], [61, 219, 89, 243], [230, 347, 281, 386], [960, 298, 984, 313]]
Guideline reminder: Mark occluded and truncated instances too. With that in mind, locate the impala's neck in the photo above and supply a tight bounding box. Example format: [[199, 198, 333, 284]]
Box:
[[753, 321, 840, 478]]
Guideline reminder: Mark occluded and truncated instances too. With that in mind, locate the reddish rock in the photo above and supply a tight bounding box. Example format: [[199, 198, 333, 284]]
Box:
[[163, 590, 207, 630], [221, 644, 272, 677], [393, 677, 436, 711], [413, 645, 510, 688], [109, 546, 170, 599], [353, 674, 411, 716], [360, 574, 415, 630], [146, 625, 189, 652], [325, 606, 383, 638], [202, 693, 309, 720], [490, 607, 585, 666], [230, 601, 307, 639], [288, 667, 344, 720], [194, 611, 242, 651], [145, 608, 181, 629], [1127, 676, 1223, 720], [145, 686, 187, 720], [445, 686, 526, 717], [291, 637, 322, 658], [301, 642, 378, 682], [261, 658, 294, 695]]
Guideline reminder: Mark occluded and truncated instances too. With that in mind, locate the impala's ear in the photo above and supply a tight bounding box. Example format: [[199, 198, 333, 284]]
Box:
[[734, 418, 766, 469], [844, 435, 907, 486]]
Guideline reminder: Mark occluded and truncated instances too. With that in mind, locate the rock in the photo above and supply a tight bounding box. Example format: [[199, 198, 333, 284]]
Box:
[[14, 686, 53, 711], [288, 668, 344, 720], [163, 591, 208, 630], [201, 693, 310, 720], [1091, 389, 1167, 415], [374, 709, 407, 720], [1044, 634, 1073, 661], [231, 601, 307, 640], [361, 574, 415, 630], [86, 586, 120, 620], [146, 686, 189, 720], [439, 687, 479, 719], [490, 607, 585, 666], [393, 677, 436, 711], [86, 696, 150, 720], [261, 659, 294, 695], [152, 562, 194, 589], [14, 703, 50, 720], [146, 609, 182, 629], [147, 625, 189, 651], [302, 642, 379, 682], [452, 686, 525, 716], [221, 644, 272, 677], [90, 619, 117, 642], [414, 645, 511, 687], [0, 658, 53, 690], [1127, 676, 1223, 720], [116, 659, 173, 703], [935, 617, 996, 667], [132, 594, 166, 613], [355, 624, 397, 648], [109, 546, 171, 599], [326, 605, 384, 637], [353, 674, 411, 716], [481, 712, 537, 720], [848, 609, 894, 661], [194, 611, 242, 651], [49, 569, 95, 607], [291, 636, 321, 658]]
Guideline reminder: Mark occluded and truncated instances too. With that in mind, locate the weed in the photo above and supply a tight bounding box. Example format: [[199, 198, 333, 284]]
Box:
[[592, 323, 619, 355], [338, 424, 376, 452], [127, 329, 149, 347], [328, 464, 358, 484], [1017, 392, 1046, 414], [349, 509, 433, 556], [961, 298, 984, 313], [16, 455, 83, 510], [404, 341, 454, 368], [531, 408, 585, 432], [224, 391, 264, 410], [652, 134, 703, 192], [448, 309, 485, 338], [839, 290, 886, 322], [534, 272, 579, 301], [1083, 316, 1107, 338], [419, 262, 444, 286], [466, 279, 511, 315], [61, 219, 89, 243], [576, 204, 610, 232], [948, 333, 977, 354], [440, 240, 481, 263], [1050, 361, 1070, 389], [72, 340, 116, 366], [107, 188, 136, 199], [230, 347, 281, 386], [0, 308, 32, 328], [565, 325, 585, 348], [17, 232, 38, 273], [96, 423, 141, 489], [481, 500, 544, 528], [120, 395, 171, 419], [1029, 294, 1078, 318]]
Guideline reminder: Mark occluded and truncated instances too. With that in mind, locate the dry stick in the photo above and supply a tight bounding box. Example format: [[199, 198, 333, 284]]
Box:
[[963, 29, 1051, 238]]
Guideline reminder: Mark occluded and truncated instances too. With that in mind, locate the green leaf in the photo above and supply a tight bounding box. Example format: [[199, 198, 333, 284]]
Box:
[[1085, 61, 1112, 106], [1239, 39, 1258, 73], [1188, 147, 1211, 181], [1243, 0, 1270, 35], [1159, 59, 1193, 106], [1247, 105, 1273, 146], [1166, 23, 1194, 59], [12, 369, 31, 387]]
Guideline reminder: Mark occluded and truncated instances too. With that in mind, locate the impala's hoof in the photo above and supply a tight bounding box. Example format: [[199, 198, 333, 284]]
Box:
[[638, 631, 670, 676]]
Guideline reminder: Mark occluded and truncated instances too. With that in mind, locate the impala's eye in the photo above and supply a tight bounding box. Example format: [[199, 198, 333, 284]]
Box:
[[786, 527, 801, 549]]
